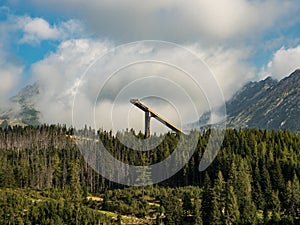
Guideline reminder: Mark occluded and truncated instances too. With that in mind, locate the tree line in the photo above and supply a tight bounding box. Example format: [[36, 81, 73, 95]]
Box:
[[0, 125, 299, 224]]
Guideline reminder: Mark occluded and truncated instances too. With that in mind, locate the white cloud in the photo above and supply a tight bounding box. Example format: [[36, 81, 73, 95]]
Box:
[[20, 17, 60, 43], [0, 7, 86, 46], [1, 1, 296, 130], [31, 39, 112, 124], [0, 11, 86, 103], [0, 51, 23, 101], [191, 45, 256, 99], [260, 45, 300, 80], [31, 39, 254, 132], [28, 0, 298, 43], [58, 19, 85, 39], [0, 9, 89, 112], [0, 9, 24, 102], [18, 16, 85, 44]]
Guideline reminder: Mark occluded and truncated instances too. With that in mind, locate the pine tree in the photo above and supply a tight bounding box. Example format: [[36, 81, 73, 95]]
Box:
[[161, 191, 183, 225], [215, 171, 225, 212], [135, 154, 152, 196], [202, 171, 224, 225], [201, 173, 212, 223], [252, 162, 265, 210], [261, 162, 273, 211], [269, 190, 281, 223], [235, 159, 256, 224], [282, 180, 294, 219], [225, 185, 240, 225], [210, 187, 223, 225], [69, 160, 83, 202], [291, 173, 300, 218], [194, 197, 203, 225]]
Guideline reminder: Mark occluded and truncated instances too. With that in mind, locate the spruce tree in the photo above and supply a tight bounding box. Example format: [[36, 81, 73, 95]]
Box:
[[194, 197, 203, 225], [225, 185, 240, 225], [201, 173, 212, 223], [161, 191, 183, 225], [291, 173, 300, 218]]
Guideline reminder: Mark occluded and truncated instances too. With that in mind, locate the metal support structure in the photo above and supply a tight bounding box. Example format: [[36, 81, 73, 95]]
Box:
[[145, 111, 151, 138], [130, 99, 185, 137]]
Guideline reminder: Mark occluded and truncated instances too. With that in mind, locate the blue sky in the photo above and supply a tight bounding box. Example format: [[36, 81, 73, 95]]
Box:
[[0, 0, 300, 126]]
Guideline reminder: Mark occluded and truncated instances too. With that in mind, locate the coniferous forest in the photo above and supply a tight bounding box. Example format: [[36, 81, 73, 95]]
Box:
[[0, 125, 300, 224]]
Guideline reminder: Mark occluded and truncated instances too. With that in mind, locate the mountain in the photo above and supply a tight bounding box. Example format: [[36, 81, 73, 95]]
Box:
[[0, 83, 40, 127], [190, 69, 300, 132], [225, 69, 300, 131]]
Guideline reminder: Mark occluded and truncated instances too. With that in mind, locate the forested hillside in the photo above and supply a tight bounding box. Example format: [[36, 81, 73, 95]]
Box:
[[0, 125, 299, 224]]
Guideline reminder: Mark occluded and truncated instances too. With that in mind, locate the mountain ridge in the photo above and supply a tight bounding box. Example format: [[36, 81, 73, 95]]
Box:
[[225, 69, 300, 131]]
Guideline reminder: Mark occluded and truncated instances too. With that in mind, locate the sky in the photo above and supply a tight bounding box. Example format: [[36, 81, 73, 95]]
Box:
[[0, 0, 300, 131]]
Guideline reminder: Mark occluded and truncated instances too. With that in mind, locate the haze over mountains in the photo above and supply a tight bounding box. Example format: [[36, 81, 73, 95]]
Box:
[[1, 70, 299, 132], [0, 83, 40, 127]]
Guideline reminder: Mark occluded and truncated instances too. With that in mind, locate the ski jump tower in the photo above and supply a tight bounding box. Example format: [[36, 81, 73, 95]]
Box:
[[130, 99, 184, 137]]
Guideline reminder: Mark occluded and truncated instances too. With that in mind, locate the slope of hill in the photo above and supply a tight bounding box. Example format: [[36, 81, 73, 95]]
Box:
[[226, 69, 300, 131], [0, 126, 299, 224], [188, 69, 300, 132]]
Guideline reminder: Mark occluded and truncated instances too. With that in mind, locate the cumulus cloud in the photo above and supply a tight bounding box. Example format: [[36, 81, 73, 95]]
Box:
[[28, 0, 298, 43], [0, 8, 85, 46], [31, 39, 112, 124], [30, 38, 254, 132], [18, 16, 85, 45], [0, 9, 23, 102], [190, 45, 256, 99], [0, 51, 23, 101], [1, 1, 297, 132], [260, 45, 300, 80], [20, 17, 60, 43], [0, 9, 86, 104]]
